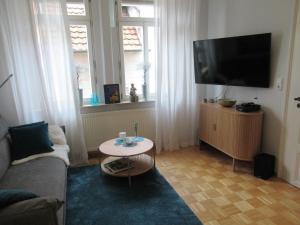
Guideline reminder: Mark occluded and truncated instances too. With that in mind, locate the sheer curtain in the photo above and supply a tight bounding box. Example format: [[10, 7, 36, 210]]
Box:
[[90, 0, 120, 103], [0, 0, 88, 164], [155, 0, 202, 152]]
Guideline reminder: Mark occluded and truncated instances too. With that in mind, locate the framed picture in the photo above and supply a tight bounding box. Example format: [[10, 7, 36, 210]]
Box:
[[104, 84, 121, 104]]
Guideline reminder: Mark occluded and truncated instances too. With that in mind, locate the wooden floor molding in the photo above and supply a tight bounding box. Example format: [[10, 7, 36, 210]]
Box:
[[89, 145, 300, 225]]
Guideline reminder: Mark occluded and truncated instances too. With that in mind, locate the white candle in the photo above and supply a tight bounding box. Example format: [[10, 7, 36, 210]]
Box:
[[119, 131, 126, 141]]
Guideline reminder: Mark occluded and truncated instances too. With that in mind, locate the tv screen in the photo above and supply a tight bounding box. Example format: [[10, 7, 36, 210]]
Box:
[[193, 33, 271, 88]]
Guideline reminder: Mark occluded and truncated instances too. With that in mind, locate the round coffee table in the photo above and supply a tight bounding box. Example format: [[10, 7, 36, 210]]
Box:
[[99, 137, 155, 186]]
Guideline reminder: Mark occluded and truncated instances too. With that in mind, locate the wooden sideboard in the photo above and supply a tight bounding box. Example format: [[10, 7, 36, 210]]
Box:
[[199, 103, 263, 170]]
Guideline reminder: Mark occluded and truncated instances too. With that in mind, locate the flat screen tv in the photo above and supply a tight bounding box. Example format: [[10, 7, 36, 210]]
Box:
[[193, 33, 271, 88]]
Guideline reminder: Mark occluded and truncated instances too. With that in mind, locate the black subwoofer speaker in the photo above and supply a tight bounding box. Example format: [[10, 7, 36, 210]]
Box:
[[254, 153, 275, 180]]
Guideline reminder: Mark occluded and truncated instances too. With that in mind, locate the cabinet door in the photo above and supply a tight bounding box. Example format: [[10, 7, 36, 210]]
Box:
[[216, 111, 234, 156], [209, 108, 218, 146], [199, 105, 209, 142]]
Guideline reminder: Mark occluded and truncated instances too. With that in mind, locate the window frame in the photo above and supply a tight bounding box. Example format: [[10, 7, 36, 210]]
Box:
[[66, 0, 96, 104], [117, 0, 155, 101]]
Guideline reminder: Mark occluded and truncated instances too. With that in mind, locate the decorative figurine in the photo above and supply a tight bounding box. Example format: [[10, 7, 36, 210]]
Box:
[[130, 84, 139, 102]]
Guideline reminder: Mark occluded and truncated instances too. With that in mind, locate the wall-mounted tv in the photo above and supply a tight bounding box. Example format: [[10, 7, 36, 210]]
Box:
[[193, 33, 271, 88]]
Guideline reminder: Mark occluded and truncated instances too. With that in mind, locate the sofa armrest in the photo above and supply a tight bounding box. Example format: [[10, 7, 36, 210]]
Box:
[[0, 197, 63, 225]]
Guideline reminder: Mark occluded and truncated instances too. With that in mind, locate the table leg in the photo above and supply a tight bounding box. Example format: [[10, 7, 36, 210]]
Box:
[[153, 147, 156, 170], [128, 175, 131, 187], [232, 158, 236, 172], [99, 158, 103, 175], [127, 157, 131, 187]]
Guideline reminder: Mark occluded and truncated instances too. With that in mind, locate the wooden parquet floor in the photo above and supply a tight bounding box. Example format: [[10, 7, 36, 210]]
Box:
[[89, 145, 300, 225]]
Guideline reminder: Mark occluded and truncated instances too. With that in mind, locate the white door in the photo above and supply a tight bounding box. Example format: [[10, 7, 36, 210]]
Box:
[[280, 2, 300, 188]]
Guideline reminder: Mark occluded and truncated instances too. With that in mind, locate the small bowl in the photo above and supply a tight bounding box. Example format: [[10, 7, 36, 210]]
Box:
[[124, 137, 134, 145], [218, 99, 236, 107]]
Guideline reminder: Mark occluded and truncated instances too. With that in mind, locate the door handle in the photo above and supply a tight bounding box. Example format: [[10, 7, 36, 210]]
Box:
[[294, 97, 300, 101]]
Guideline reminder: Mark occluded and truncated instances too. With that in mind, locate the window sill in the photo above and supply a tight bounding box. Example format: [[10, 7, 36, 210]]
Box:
[[80, 100, 155, 114]]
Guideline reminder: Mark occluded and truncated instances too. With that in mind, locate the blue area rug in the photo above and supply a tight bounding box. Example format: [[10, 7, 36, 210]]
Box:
[[66, 165, 203, 225]]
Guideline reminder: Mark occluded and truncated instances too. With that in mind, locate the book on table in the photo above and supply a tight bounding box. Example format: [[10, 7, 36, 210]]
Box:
[[104, 158, 134, 174]]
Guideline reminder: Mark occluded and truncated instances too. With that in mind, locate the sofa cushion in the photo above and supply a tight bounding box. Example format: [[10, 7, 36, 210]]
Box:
[[0, 189, 38, 208], [0, 157, 66, 198], [0, 116, 8, 140], [9, 122, 54, 161], [0, 139, 10, 180], [0, 117, 10, 179], [0, 157, 67, 225], [0, 197, 63, 225]]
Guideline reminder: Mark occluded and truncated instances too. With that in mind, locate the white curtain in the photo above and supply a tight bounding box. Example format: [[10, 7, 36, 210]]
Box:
[[0, 0, 88, 164], [155, 0, 202, 152], [90, 0, 120, 103]]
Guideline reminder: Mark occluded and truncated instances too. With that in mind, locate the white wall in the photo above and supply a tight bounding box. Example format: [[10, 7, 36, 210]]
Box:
[[205, 0, 296, 158]]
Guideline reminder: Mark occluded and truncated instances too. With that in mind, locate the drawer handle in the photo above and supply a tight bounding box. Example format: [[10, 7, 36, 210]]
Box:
[[213, 124, 217, 131]]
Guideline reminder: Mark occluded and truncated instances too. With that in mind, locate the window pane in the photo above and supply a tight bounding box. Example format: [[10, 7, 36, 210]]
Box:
[[122, 26, 144, 96], [66, 2, 86, 16], [121, 3, 154, 18], [69, 24, 92, 99], [147, 26, 155, 98]]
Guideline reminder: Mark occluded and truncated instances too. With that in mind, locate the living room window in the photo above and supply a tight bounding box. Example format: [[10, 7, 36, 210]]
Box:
[[118, 0, 156, 100], [66, 0, 94, 101], [65, 0, 155, 105]]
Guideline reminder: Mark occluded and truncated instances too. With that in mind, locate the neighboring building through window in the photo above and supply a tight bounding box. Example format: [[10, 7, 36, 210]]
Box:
[[65, 0, 156, 104], [119, 1, 155, 100], [66, 0, 94, 101], [66, 2, 86, 16], [121, 2, 154, 18]]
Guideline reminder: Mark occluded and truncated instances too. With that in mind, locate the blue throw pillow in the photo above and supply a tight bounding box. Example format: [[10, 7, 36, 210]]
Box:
[[9, 122, 54, 161], [9, 121, 53, 145], [0, 189, 38, 208], [8, 121, 45, 131]]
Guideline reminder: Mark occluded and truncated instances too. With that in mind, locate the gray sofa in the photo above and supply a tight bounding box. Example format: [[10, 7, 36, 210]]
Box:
[[0, 128, 67, 225]]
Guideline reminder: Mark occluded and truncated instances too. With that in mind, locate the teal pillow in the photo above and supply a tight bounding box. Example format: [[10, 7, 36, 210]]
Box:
[[8, 121, 53, 145], [9, 122, 54, 161], [0, 189, 38, 208], [9, 121, 45, 130]]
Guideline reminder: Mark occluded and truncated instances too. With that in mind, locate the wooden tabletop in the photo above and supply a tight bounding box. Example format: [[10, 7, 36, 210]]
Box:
[[99, 137, 154, 157]]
